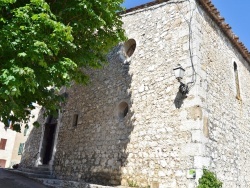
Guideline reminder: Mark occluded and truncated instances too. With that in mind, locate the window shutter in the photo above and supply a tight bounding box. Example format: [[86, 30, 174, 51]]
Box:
[[0, 139, 7, 150], [24, 127, 28, 136], [0, 159, 6, 168], [18, 143, 25, 155]]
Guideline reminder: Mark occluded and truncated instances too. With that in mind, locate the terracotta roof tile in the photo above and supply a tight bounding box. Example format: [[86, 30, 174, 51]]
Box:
[[198, 0, 250, 62]]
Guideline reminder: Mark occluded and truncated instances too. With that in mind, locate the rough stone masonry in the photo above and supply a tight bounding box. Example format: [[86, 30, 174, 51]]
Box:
[[20, 0, 250, 187]]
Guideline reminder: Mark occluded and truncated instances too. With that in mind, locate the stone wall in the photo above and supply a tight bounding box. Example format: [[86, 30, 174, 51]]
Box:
[[19, 0, 250, 187], [53, 1, 201, 187], [20, 107, 44, 168], [196, 3, 250, 188]]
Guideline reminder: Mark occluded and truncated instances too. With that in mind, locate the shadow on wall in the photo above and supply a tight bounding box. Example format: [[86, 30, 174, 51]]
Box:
[[20, 108, 45, 168], [174, 91, 187, 109], [49, 39, 137, 186]]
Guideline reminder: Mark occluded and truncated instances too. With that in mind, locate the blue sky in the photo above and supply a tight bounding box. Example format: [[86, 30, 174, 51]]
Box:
[[122, 0, 250, 51]]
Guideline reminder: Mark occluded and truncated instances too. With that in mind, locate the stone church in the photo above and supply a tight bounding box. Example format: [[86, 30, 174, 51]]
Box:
[[20, 0, 250, 187]]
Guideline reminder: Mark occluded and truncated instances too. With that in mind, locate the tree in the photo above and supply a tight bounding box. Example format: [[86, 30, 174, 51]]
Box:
[[0, 0, 125, 131]]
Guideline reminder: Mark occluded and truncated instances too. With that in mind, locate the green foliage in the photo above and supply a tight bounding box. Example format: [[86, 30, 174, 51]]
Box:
[[197, 169, 223, 188], [127, 180, 139, 187], [0, 0, 125, 131]]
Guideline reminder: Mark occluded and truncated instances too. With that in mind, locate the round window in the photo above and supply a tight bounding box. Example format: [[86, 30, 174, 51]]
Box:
[[118, 102, 129, 119], [124, 39, 136, 57]]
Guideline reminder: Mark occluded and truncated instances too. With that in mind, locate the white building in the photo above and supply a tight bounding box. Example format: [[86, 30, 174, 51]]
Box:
[[0, 106, 40, 168]]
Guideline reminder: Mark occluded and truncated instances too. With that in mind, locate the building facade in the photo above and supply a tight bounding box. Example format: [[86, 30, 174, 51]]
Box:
[[0, 105, 41, 168], [20, 0, 250, 187], [10, 106, 41, 167], [0, 123, 17, 168]]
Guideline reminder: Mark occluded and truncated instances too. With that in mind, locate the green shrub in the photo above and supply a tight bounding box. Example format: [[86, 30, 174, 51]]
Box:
[[127, 180, 139, 187], [197, 169, 223, 188]]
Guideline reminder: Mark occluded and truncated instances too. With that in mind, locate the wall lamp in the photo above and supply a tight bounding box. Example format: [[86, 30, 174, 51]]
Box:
[[173, 64, 189, 95]]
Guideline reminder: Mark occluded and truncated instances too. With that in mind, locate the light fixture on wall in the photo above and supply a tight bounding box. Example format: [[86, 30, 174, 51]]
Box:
[[173, 64, 189, 95]]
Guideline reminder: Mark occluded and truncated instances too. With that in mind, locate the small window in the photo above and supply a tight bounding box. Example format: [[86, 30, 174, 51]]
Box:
[[124, 39, 136, 57], [18, 143, 25, 155], [72, 114, 78, 127], [0, 139, 7, 150], [24, 126, 29, 136], [118, 102, 129, 119], [234, 62, 241, 100]]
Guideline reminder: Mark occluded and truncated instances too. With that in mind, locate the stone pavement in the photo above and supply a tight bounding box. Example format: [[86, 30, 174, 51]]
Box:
[[0, 168, 49, 188], [2, 168, 128, 188]]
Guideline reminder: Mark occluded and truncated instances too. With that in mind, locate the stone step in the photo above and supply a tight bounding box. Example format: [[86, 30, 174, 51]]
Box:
[[11, 169, 55, 179], [35, 178, 68, 188], [21, 167, 51, 175], [30, 165, 50, 171]]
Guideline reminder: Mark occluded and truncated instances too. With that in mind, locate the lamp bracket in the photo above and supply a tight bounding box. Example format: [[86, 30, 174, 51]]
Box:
[[179, 82, 189, 95]]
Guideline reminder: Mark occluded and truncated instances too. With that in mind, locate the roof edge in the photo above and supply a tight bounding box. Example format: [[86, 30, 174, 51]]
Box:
[[197, 0, 250, 63], [121, 0, 250, 63], [121, 0, 171, 14]]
